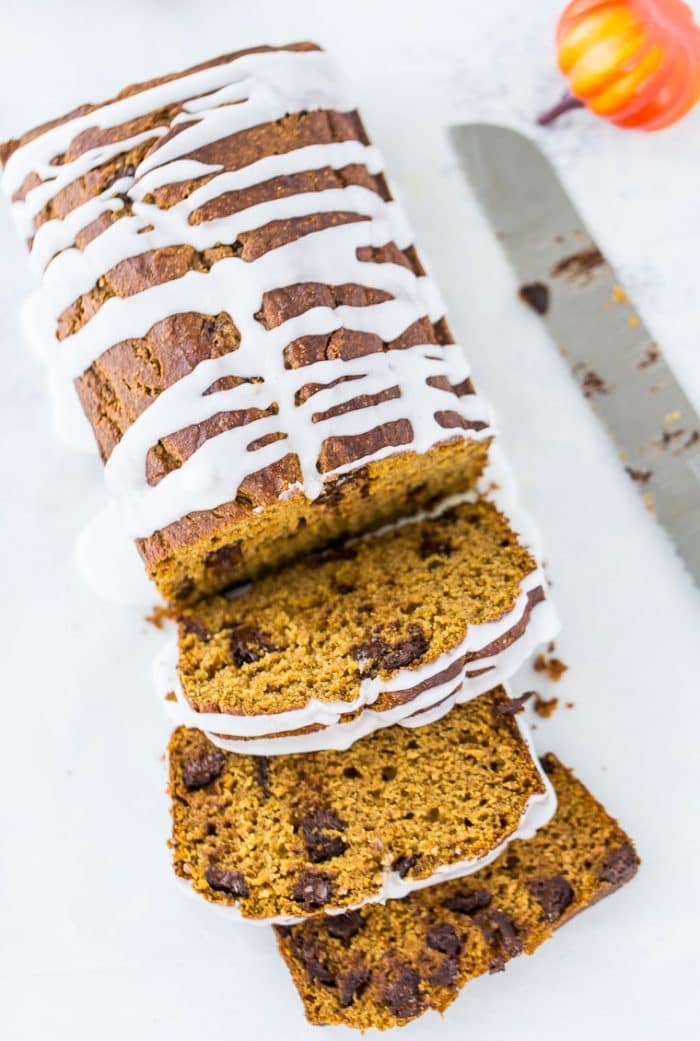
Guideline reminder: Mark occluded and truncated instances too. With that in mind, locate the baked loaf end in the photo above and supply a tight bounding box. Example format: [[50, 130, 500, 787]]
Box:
[[168, 690, 550, 922], [274, 754, 639, 1029], [1, 42, 492, 604]]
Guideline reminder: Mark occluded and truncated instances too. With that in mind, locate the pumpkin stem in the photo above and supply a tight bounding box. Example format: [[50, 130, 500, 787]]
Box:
[[538, 91, 585, 126]]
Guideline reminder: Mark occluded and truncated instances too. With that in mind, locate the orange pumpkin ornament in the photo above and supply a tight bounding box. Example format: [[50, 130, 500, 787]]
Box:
[[539, 0, 700, 130]]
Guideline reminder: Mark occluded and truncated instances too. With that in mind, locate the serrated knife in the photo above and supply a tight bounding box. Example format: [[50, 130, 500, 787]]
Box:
[[451, 123, 700, 586]]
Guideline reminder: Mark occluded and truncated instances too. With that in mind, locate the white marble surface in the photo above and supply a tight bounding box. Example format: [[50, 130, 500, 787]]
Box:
[[1, 2, 699, 1038]]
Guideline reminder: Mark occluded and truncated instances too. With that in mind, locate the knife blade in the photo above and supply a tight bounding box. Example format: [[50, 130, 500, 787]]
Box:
[[450, 123, 700, 586]]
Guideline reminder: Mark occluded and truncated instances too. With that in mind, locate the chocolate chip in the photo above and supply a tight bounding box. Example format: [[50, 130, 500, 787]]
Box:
[[528, 875, 574, 922], [204, 542, 243, 572], [180, 617, 211, 642], [352, 624, 428, 675], [442, 888, 492, 916], [599, 844, 639, 886], [381, 625, 428, 670], [518, 281, 550, 315], [300, 807, 348, 863], [174, 577, 195, 601], [337, 966, 370, 1007], [426, 922, 461, 957], [429, 957, 458, 987], [308, 807, 346, 830], [351, 635, 390, 672], [393, 854, 420, 879], [253, 757, 271, 800], [205, 866, 249, 899], [182, 748, 226, 790], [419, 532, 453, 559], [488, 955, 506, 974], [379, 965, 423, 1019], [292, 870, 334, 909], [290, 935, 335, 986], [305, 834, 347, 862], [228, 624, 278, 666], [491, 690, 535, 717], [326, 910, 365, 940], [490, 910, 523, 957], [539, 754, 556, 775]]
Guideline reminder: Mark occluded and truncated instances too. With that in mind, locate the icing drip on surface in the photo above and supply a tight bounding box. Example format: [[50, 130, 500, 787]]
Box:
[[168, 703, 557, 926], [75, 500, 158, 607], [4, 47, 493, 540]]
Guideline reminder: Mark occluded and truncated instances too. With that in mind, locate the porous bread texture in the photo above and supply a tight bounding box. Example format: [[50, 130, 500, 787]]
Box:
[[175, 497, 540, 721], [275, 755, 640, 1029], [1, 41, 491, 605], [168, 690, 546, 922]]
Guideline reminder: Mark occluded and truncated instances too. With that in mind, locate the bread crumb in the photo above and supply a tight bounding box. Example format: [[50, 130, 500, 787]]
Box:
[[573, 363, 609, 398], [533, 653, 569, 682], [518, 282, 550, 315], [534, 693, 559, 719], [625, 466, 652, 485], [637, 344, 659, 369], [146, 604, 175, 629]]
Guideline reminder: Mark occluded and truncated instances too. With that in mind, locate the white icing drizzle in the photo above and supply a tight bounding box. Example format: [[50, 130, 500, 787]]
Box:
[[168, 699, 557, 926], [2, 50, 354, 202], [3, 46, 492, 541]]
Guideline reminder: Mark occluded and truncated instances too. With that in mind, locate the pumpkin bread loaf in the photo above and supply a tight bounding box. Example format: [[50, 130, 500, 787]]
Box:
[[275, 754, 639, 1029], [168, 690, 553, 923], [0, 42, 492, 604]]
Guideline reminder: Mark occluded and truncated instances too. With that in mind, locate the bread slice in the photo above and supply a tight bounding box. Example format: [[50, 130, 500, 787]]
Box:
[[168, 689, 553, 923], [274, 754, 639, 1029], [162, 496, 557, 754]]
